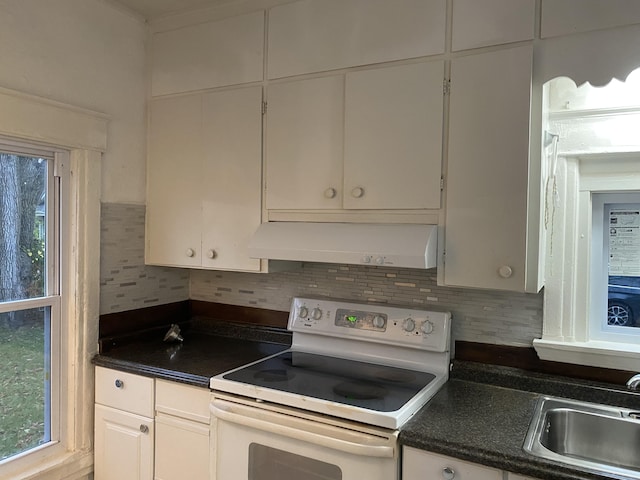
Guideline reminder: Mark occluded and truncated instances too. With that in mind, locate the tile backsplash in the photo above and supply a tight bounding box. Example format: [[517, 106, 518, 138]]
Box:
[[100, 203, 189, 314], [100, 203, 543, 346], [190, 264, 543, 347]]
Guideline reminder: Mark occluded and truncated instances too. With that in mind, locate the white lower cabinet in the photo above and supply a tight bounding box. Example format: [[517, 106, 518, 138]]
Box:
[[403, 447, 502, 480], [403, 447, 541, 480], [154, 380, 211, 480], [95, 368, 211, 480], [94, 367, 155, 480]]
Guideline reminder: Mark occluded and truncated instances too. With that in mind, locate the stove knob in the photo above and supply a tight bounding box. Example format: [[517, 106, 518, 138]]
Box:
[[372, 315, 385, 329], [402, 317, 416, 332], [420, 320, 434, 335], [311, 307, 323, 320], [298, 306, 309, 319]]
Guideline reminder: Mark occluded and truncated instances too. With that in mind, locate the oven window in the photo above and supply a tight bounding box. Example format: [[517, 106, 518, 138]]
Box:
[[248, 443, 342, 480]]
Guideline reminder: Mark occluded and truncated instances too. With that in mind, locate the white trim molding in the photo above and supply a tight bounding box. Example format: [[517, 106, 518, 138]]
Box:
[[0, 86, 108, 152]]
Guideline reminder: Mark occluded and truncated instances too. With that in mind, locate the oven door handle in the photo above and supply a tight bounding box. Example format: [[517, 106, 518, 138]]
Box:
[[211, 399, 396, 458]]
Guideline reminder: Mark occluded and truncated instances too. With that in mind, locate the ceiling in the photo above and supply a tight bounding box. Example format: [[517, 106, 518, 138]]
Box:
[[110, 0, 239, 20]]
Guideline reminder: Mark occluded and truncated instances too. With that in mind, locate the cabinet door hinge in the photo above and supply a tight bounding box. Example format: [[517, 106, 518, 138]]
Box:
[[262, 101, 268, 115], [443, 78, 451, 96], [440, 175, 445, 191]]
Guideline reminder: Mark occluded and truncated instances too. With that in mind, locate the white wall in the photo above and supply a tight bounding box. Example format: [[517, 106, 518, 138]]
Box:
[[0, 0, 147, 204]]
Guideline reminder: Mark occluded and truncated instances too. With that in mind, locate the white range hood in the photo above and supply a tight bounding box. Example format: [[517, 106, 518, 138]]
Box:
[[248, 222, 438, 269]]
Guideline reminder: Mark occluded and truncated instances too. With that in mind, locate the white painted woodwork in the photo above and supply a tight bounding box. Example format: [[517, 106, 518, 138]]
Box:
[[146, 87, 263, 271], [536, 24, 640, 87], [402, 447, 502, 480], [155, 413, 209, 480], [95, 366, 155, 418], [202, 86, 263, 271], [445, 45, 533, 292], [95, 404, 154, 480], [155, 379, 210, 423], [146, 94, 203, 268], [0, 86, 108, 152], [452, 0, 535, 51], [343, 61, 444, 210], [151, 11, 264, 96], [267, 0, 446, 79], [265, 75, 345, 210], [541, 0, 640, 39]]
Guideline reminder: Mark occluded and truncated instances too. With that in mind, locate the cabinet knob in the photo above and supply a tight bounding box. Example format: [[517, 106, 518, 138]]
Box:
[[139, 424, 149, 434], [442, 467, 455, 480], [324, 187, 337, 199], [114, 379, 124, 389], [351, 186, 365, 198], [498, 265, 513, 278], [207, 249, 217, 259], [185, 248, 196, 258]]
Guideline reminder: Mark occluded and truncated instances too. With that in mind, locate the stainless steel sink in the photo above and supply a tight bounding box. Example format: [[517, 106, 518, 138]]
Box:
[[524, 396, 640, 479]]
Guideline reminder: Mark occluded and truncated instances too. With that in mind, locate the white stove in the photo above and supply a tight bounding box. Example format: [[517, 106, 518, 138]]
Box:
[[210, 297, 451, 429]]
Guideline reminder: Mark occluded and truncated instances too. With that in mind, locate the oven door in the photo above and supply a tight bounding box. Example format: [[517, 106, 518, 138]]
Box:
[[210, 397, 398, 480]]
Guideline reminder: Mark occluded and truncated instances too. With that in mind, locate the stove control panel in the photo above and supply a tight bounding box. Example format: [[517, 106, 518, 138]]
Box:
[[288, 297, 451, 352]]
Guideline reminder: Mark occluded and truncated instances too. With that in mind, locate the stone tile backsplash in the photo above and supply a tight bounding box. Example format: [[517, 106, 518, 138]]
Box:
[[100, 203, 189, 314], [100, 203, 543, 346], [190, 264, 543, 346]]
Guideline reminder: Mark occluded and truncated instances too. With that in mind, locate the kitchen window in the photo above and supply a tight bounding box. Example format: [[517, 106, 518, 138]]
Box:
[[534, 71, 640, 371], [0, 144, 63, 463], [0, 87, 104, 480]]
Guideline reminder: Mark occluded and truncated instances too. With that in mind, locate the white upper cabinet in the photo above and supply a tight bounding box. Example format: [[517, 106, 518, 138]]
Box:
[[146, 86, 264, 272], [146, 94, 203, 268], [343, 62, 444, 210], [151, 11, 264, 96], [265, 61, 444, 212], [267, 0, 446, 79], [445, 45, 535, 292], [452, 0, 536, 51], [265, 75, 345, 210], [201, 86, 263, 271], [541, 0, 640, 39]]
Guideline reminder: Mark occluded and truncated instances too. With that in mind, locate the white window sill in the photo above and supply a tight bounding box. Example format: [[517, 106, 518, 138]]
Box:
[[0, 449, 92, 480], [534, 338, 640, 372]]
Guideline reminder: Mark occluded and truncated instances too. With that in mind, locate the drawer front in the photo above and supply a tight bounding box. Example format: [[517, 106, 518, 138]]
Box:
[[95, 366, 154, 417], [402, 447, 502, 480], [155, 379, 210, 423]]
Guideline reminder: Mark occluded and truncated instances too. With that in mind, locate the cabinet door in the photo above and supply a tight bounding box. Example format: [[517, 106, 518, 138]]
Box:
[[147, 94, 202, 267], [155, 413, 209, 480], [268, 0, 446, 79], [452, 0, 535, 51], [344, 61, 444, 210], [265, 76, 344, 210], [95, 405, 154, 480], [445, 45, 532, 291], [202, 86, 263, 271], [151, 11, 264, 96], [403, 447, 501, 480]]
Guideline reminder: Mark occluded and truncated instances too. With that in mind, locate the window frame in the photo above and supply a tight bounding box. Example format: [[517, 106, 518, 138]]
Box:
[[534, 152, 640, 371], [0, 86, 106, 480]]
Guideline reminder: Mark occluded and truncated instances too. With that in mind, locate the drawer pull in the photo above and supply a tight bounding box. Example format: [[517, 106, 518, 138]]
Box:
[[442, 467, 455, 480], [114, 379, 124, 389], [139, 424, 149, 434]]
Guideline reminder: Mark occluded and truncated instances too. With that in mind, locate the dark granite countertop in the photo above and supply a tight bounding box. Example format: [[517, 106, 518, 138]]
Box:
[[92, 321, 292, 388], [400, 362, 640, 480]]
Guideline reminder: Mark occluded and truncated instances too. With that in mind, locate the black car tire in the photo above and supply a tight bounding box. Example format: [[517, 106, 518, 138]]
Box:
[[607, 301, 634, 327]]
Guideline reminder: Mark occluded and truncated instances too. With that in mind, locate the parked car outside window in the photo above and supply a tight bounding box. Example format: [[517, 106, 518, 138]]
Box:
[[608, 276, 640, 327]]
